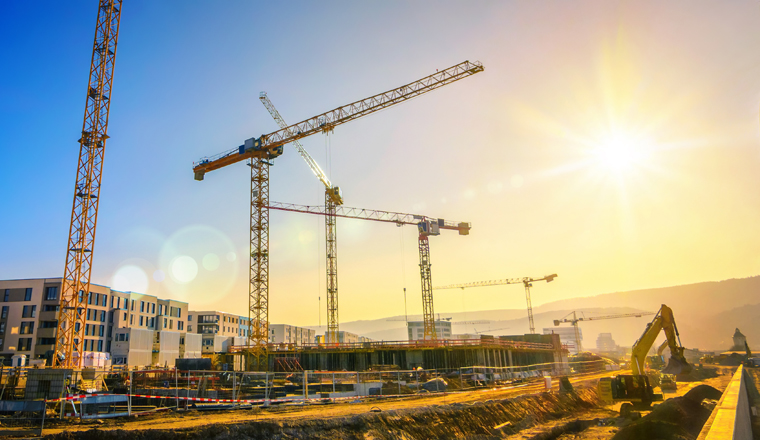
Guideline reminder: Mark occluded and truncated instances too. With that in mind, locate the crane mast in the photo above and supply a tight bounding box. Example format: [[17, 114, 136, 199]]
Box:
[[54, 0, 123, 368], [266, 201, 470, 341], [194, 61, 483, 369], [434, 274, 557, 334], [259, 93, 343, 344]]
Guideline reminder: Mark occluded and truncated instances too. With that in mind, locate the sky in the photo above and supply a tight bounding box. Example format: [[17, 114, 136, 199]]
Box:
[[2, 1, 760, 329]]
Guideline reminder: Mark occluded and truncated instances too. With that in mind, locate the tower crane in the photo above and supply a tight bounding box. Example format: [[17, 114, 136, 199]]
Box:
[[54, 0, 123, 368], [193, 61, 483, 369], [553, 311, 654, 354], [434, 274, 557, 335], [266, 201, 471, 341], [258, 92, 344, 344]]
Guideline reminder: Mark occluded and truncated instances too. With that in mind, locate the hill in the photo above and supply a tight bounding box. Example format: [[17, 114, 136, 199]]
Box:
[[307, 276, 760, 352]]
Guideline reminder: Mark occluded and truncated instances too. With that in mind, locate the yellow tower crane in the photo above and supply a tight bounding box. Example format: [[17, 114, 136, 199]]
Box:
[[552, 311, 654, 354], [258, 93, 344, 344], [434, 274, 557, 334], [266, 201, 470, 341], [55, 0, 123, 368], [193, 61, 484, 369]]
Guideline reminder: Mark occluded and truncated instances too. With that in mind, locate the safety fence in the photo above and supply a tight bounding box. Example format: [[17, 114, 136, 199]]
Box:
[[0, 358, 608, 423]]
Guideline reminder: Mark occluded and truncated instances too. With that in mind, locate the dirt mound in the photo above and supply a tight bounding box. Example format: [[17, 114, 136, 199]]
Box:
[[44, 390, 602, 440], [612, 385, 722, 440], [676, 366, 719, 383]]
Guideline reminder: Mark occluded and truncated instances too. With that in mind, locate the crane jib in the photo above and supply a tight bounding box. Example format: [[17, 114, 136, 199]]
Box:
[[193, 60, 484, 179]]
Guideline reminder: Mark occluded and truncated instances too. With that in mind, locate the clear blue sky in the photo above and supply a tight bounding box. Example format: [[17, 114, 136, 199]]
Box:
[[2, 1, 760, 329]]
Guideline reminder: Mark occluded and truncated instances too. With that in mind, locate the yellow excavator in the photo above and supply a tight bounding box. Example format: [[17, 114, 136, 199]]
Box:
[[598, 304, 692, 415]]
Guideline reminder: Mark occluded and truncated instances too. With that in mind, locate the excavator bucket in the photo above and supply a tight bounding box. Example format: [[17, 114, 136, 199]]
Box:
[[662, 355, 692, 375]]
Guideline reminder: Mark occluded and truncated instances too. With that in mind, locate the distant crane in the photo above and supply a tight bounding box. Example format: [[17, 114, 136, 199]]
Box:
[[553, 311, 655, 353], [266, 201, 470, 341], [193, 61, 483, 369], [434, 274, 558, 334]]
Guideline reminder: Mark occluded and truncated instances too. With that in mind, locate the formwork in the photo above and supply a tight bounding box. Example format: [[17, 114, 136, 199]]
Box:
[[231, 334, 565, 372]]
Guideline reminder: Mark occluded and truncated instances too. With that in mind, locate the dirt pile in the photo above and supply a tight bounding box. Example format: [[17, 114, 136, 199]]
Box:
[[612, 385, 721, 440], [44, 390, 601, 440]]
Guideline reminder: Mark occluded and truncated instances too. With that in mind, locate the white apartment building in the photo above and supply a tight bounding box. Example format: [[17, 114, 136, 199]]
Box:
[[407, 320, 452, 341], [188, 311, 248, 354], [0, 278, 200, 367], [269, 324, 315, 345]]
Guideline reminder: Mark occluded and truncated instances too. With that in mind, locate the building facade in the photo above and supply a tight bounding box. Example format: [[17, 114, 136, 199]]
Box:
[[596, 333, 617, 353], [407, 320, 452, 341], [269, 324, 316, 345], [543, 327, 583, 355], [0, 278, 198, 367]]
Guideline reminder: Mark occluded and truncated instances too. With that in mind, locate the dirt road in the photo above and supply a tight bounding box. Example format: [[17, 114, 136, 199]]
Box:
[[37, 370, 617, 437]]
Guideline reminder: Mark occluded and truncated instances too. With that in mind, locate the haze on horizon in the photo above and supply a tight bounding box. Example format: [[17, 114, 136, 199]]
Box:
[[2, 1, 760, 328]]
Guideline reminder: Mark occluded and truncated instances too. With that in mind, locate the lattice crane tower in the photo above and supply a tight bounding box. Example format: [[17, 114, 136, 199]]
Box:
[[54, 0, 123, 368]]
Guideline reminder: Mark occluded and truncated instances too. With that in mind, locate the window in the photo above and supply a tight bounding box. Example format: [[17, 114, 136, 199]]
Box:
[[140, 301, 145, 313], [86, 309, 91, 320], [75, 322, 80, 332], [99, 325, 104, 337], [38, 338, 55, 345], [107, 327, 112, 338], [130, 315, 133, 325], [108, 311, 113, 323], [100, 311, 105, 322], [97, 340, 103, 352], [45, 286, 58, 301], [164, 318, 167, 328], [20, 322, 34, 335], [123, 312, 127, 321], [178, 321, 183, 331], [24, 288, 32, 301], [169, 320, 173, 330], [101, 295, 107, 307], [139, 316, 144, 326], [178, 308, 182, 318], [150, 317, 154, 328], [3, 290, 8, 302], [44, 304, 59, 312], [78, 290, 84, 303], [111, 296, 114, 308], [41, 321, 57, 328], [180, 337, 185, 345], [18, 338, 32, 351], [106, 341, 111, 352], [188, 325, 192, 332], [87, 292, 93, 305], [85, 324, 90, 336], [131, 300, 134, 311], [188, 315, 193, 321], [151, 303, 155, 314], [1, 307, 7, 319], [0, 323, 4, 334], [22, 306, 32, 318]]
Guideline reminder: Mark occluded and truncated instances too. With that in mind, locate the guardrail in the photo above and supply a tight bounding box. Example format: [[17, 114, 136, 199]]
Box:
[[697, 365, 753, 440], [229, 338, 556, 353]]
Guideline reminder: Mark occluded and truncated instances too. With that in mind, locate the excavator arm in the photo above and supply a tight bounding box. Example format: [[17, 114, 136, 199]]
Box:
[[630, 304, 692, 376]]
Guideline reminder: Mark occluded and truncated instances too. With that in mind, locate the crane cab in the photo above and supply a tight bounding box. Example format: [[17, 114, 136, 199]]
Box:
[[418, 219, 441, 237]]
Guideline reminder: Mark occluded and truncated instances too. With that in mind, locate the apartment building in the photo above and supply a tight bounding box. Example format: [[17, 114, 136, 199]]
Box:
[[407, 320, 452, 341], [0, 278, 199, 367], [269, 324, 315, 345], [331, 330, 373, 344], [188, 311, 247, 354]]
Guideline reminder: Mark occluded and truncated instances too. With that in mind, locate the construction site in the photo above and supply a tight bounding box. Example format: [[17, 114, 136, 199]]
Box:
[[2, 1, 760, 439]]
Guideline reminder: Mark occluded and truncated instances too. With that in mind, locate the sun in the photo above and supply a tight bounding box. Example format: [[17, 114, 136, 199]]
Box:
[[591, 131, 649, 174]]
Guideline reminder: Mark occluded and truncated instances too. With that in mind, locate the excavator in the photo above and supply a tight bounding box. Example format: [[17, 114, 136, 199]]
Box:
[[598, 304, 692, 416]]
